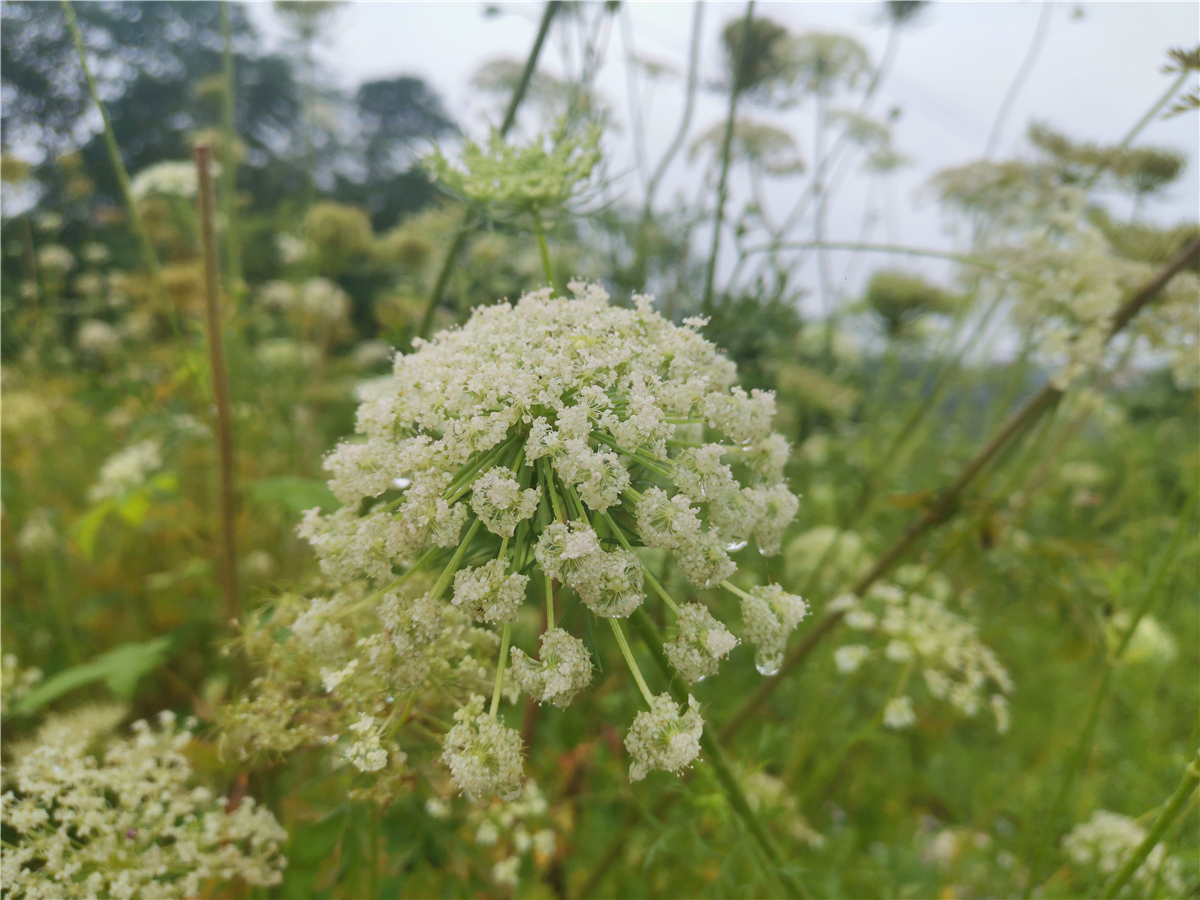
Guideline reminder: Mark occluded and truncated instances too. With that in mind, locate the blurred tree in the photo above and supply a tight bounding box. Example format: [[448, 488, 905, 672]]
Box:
[[1, 2, 303, 212]]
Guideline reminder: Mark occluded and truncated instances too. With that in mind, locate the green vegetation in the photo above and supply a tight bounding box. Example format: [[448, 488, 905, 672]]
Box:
[[1, 3, 1196, 899]]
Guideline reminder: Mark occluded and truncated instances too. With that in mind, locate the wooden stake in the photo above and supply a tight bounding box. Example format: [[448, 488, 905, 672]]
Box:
[[194, 144, 241, 623]]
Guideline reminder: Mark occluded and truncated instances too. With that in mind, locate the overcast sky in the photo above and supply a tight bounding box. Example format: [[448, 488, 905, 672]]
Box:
[[247, 1, 1199, 314]]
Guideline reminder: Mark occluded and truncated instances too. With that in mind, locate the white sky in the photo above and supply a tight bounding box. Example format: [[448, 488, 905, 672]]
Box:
[[246, 1, 1200, 318]]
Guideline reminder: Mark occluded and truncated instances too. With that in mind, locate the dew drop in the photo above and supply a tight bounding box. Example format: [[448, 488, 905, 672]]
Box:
[[392, 477, 412, 490], [726, 540, 748, 552], [756, 657, 781, 676]]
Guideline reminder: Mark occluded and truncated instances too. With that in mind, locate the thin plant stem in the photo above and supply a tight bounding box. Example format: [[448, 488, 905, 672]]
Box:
[[62, 0, 180, 336], [534, 213, 559, 293], [633, 0, 703, 290], [702, 0, 755, 316], [194, 144, 241, 623], [330, 547, 439, 621], [717, 237, 1200, 742], [220, 1, 242, 305], [490, 623, 513, 717], [739, 239, 1025, 278], [604, 512, 680, 614], [628, 608, 809, 900], [609, 618, 655, 705], [540, 459, 567, 523], [984, 2, 1053, 158], [415, 1, 561, 343], [1100, 749, 1200, 900], [368, 805, 381, 900], [430, 518, 483, 602], [1116, 70, 1190, 150]]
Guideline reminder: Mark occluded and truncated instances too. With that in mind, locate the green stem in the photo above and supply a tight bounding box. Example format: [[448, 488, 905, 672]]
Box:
[[446, 434, 521, 503], [331, 546, 440, 620], [1100, 749, 1200, 900], [604, 512, 680, 615], [628, 609, 808, 900], [540, 459, 568, 523], [414, 1, 561, 344], [609, 618, 655, 706], [534, 212, 560, 293], [368, 804, 381, 900], [431, 518, 483, 602], [62, 0, 180, 336], [593, 433, 672, 478], [702, 0, 755, 316], [219, 0, 241, 305], [491, 623, 513, 717]]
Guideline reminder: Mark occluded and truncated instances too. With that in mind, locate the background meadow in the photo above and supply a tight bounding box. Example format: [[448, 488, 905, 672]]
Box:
[[1, 2, 1197, 898]]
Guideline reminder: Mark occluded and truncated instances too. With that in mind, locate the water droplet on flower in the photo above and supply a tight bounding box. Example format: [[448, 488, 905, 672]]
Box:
[[392, 477, 412, 490], [756, 658, 781, 676], [726, 540, 748, 552]]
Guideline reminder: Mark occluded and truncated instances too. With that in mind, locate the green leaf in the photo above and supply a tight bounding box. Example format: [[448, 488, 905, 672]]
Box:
[[249, 477, 341, 515], [72, 499, 116, 560], [13, 635, 174, 714]]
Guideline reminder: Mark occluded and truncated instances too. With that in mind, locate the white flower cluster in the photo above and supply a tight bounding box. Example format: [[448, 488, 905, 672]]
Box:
[[461, 779, 559, 888], [256, 277, 351, 333], [220, 582, 498, 804], [441, 695, 525, 803], [510, 628, 592, 707], [87, 439, 163, 502], [664, 603, 739, 684], [831, 579, 1013, 732], [36, 244, 75, 274], [15, 510, 58, 555], [739, 584, 809, 675], [76, 319, 122, 357], [289, 282, 804, 799], [1, 710, 287, 899], [625, 693, 704, 782], [1062, 810, 1185, 897], [0, 655, 42, 717], [130, 160, 208, 201]]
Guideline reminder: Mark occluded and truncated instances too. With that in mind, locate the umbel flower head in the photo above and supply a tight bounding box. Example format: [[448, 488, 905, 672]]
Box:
[[300, 281, 805, 800], [1, 709, 287, 899]]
